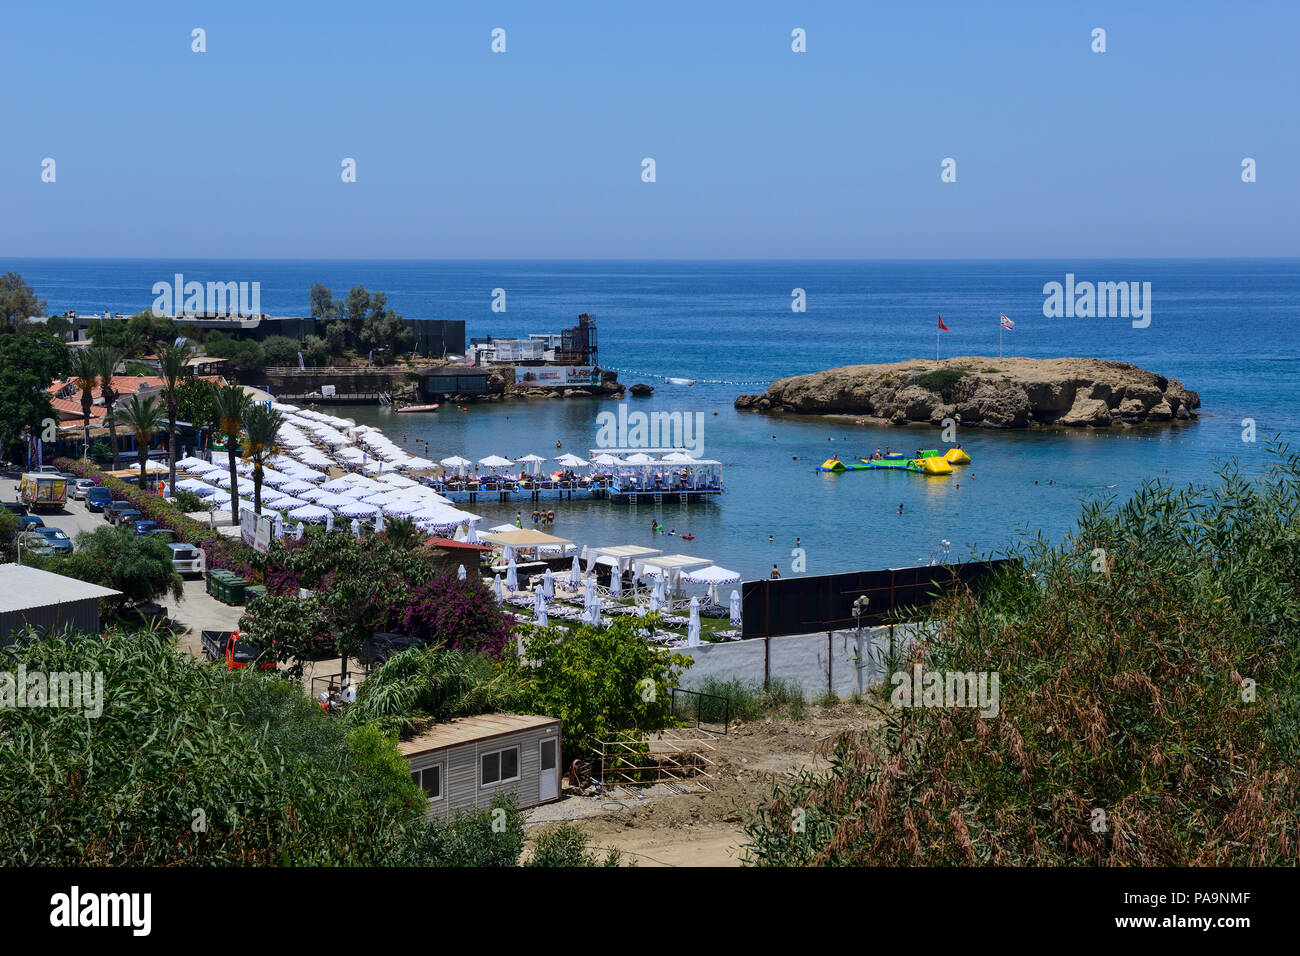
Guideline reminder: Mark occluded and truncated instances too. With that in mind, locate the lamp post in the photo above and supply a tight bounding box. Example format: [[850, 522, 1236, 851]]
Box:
[[852, 595, 870, 695]]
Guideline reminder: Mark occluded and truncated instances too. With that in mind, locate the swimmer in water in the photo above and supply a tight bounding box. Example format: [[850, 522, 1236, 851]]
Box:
[[898, 503, 904, 515]]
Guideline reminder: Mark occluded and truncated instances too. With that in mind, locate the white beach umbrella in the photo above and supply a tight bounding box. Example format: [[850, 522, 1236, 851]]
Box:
[[650, 574, 666, 612], [569, 557, 581, 589], [506, 555, 518, 592], [542, 567, 554, 600], [288, 504, 330, 523], [477, 455, 513, 470], [687, 597, 701, 646], [295, 522, 305, 539], [320, 477, 357, 493], [729, 589, 742, 627], [440, 456, 472, 475], [338, 501, 378, 518], [457, 564, 467, 581], [585, 578, 601, 627], [176, 478, 213, 494], [610, 569, 623, 598], [324, 512, 334, 533], [374, 511, 385, 533], [584, 547, 596, 574], [555, 453, 589, 467], [534, 588, 548, 627], [350, 518, 361, 538], [280, 479, 316, 496], [493, 574, 503, 602], [515, 454, 546, 475]]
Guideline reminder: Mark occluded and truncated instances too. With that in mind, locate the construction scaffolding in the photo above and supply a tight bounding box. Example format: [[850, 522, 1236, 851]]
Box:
[[592, 728, 716, 796]]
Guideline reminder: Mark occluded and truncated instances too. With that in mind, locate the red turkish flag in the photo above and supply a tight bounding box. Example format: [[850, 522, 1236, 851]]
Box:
[[938, 314, 950, 331]]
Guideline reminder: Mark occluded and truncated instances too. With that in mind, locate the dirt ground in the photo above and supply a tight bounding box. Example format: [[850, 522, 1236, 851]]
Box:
[[526, 701, 886, 867]]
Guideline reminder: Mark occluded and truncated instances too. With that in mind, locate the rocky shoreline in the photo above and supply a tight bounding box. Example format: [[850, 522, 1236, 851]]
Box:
[[735, 357, 1200, 429]]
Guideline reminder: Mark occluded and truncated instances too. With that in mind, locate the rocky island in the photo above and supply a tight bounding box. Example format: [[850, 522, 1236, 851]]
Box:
[[734, 357, 1200, 428]]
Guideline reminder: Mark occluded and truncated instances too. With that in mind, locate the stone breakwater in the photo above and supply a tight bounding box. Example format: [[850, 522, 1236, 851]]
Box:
[[734, 357, 1200, 428]]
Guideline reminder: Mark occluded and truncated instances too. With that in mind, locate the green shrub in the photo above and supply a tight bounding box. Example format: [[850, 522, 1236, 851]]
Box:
[[911, 368, 968, 404], [0, 627, 424, 865], [527, 823, 624, 867], [173, 489, 204, 513], [512, 616, 693, 763]]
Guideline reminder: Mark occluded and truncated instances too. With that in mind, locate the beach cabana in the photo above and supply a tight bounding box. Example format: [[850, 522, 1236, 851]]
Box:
[[637, 554, 713, 606]]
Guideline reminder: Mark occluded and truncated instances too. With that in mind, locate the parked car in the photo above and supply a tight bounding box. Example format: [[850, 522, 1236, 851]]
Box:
[[16, 531, 54, 556], [103, 500, 133, 522], [70, 478, 95, 501], [1, 501, 28, 517], [358, 631, 426, 668], [34, 527, 74, 555], [133, 520, 158, 536], [112, 508, 143, 527], [149, 528, 177, 545], [168, 542, 205, 577], [36, 465, 62, 475], [85, 487, 114, 512], [17, 515, 46, 532]]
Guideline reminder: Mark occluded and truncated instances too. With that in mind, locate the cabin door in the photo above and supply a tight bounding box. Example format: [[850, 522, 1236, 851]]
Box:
[[539, 737, 559, 802]]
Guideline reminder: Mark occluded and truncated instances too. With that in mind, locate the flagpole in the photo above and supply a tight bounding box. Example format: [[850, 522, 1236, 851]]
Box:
[[1000, 323, 1003, 359]]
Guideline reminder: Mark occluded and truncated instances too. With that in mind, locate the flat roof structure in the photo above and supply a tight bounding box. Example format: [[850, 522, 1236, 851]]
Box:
[[0, 564, 121, 614], [397, 713, 560, 757]]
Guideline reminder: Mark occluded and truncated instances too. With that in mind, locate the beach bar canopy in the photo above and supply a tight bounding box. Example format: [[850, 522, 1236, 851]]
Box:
[[588, 545, 663, 576], [480, 529, 573, 550]]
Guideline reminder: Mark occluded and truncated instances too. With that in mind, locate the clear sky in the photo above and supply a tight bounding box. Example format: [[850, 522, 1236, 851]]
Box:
[[2, 0, 1295, 259]]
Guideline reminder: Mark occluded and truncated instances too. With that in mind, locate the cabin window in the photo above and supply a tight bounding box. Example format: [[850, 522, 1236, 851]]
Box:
[[481, 746, 520, 786], [411, 765, 442, 800]]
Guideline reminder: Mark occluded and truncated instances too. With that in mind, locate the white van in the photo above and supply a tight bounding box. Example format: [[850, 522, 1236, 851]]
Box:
[[168, 542, 206, 577]]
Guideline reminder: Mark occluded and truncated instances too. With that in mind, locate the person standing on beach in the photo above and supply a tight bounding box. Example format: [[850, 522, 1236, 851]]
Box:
[[515, 511, 522, 528]]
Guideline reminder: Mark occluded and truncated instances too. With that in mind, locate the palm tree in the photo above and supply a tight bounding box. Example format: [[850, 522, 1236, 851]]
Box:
[[69, 349, 99, 460], [242, 403, 284, 518], [383, 515, 420, 551], [112, 395, 165, 489], [212, 384, 250, 522], [91, 347, 125, 470], [158, 341, 194, 495]]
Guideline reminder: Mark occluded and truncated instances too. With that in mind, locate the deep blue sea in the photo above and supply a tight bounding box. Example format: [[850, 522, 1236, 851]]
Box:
[[9, 258, 1299, 579]]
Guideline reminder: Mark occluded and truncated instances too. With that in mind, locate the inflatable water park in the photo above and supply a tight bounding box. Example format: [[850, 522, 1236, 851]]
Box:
[[818, 447, 971, 476]]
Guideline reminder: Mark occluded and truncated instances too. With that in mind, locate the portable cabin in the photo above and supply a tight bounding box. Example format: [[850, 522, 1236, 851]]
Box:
[[398, 713, 562, 818]]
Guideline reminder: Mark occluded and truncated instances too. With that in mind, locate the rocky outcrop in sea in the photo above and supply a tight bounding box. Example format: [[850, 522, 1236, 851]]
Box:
[[734, 357, 1200, 428]]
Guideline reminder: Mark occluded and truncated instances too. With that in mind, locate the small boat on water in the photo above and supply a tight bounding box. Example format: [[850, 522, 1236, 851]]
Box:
[[665, 377, 697, 386], [395, 403, 440, 413]]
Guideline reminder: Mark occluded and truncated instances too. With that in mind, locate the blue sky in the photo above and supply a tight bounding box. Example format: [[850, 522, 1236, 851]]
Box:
[[2, 0, 1295, 259]]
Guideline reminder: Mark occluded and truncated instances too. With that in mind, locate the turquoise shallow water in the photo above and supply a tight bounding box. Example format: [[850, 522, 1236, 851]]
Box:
[[11, 258, 1300, 578]]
